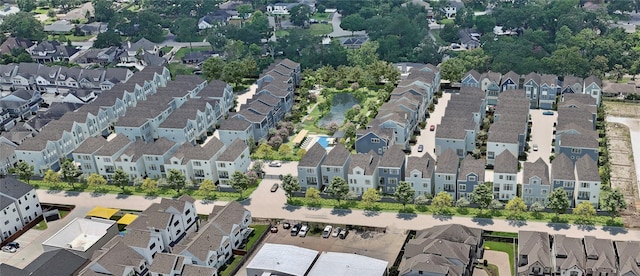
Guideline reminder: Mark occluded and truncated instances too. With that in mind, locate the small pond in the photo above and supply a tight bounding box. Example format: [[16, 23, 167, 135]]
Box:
[[317, 93, 360, 127]]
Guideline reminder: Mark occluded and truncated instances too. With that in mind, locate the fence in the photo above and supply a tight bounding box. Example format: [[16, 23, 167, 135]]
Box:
[[227, 223, 272, 276], [1, 215, 44, 247]]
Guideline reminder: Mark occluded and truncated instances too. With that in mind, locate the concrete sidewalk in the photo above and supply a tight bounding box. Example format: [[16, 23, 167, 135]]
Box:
[[36, 183, 640, 241]]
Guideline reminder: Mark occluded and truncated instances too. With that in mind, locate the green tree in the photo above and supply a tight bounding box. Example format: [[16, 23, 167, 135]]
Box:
[[172, 17, 198, 44], [489, 200, 503, 212], [141, 178, 158, 194], [229, 171, 249, 199], [440, 24, 460, 43], [600, 188, 627, 219], [296, 149, 307, 159], [198, 179, 216, 199], [505, 196, 527, 219], [0, 12, 45, 41], [455, 7, 474, 28], [202, 57, 225, 81], [440, 58, 466, 82], [93, 0, 115, 22], [328, 177, 349, 206], [14, 161, 34, 184], [278, 144, 292, 157], [470, 183, 494, 213], [112, 169, 130, 193], [432, 191, 453, 214], [289, 4, 311, 27], [17, 0, 36, 12], [61, 158, 80, 189], [547, 187, 571, 216], [394, 181, 416, 211], [281, 174, 301, 201], [93, 30, 122, 48], [347, 41, 379, 68], [87, 173, 107, 188], [456, 197, 470, 208], [475, 15, 496, 34], [574, 201, 596, 224], [167, 169, 186, 194], [43, 169, 61, 187], [340, 14, 366, 35], [305, 187, 321, 205], [362, 188, 381, 209], [529, 201, 545, 213]]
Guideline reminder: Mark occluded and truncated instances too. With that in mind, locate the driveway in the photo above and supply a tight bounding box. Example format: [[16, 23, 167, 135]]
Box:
[[60, 2, 94, 20], [479, 250, 511, 276], [606, 116, 640, 197], [526, 109, 557, 167], [410, 93, 452, 157], [236, 84, 258, 111]]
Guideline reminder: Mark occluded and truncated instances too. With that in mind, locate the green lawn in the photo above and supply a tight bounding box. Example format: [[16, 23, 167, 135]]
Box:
[[33, 221, 48, 230], [174, 46, 213, 61], [275, 30, 290, 38], [167, 63, 196, 77], [33, 7, 50, 14], [299, 101, 329, 134], [160, 46, 173, 54], [29, 179, 260, 202], [308, 24, 333, 36], [219, 256, 243, 276], [288, 197, 624, 226], [47, 34, 94, 42], [311, 13, 330, 20], [484, 241, 515, 275], [245, 224, 269, 251], [438, 18, 455, 25]]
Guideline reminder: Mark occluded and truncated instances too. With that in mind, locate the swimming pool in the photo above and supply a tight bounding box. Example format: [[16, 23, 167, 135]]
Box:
[[316, 136, 330, 148]]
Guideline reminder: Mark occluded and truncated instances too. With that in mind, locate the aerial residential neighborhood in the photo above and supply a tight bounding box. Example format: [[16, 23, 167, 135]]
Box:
[[1, 0, 640, 275]]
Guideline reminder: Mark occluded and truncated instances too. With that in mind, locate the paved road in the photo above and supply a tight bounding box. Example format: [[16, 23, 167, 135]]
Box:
[[480, 251, 511, 276], [34, 179, 640, 241], [71, 40, 210, 49], [606, 116, 640, 197], [526, 109, 557, 167], [410, 93, 451, 157]]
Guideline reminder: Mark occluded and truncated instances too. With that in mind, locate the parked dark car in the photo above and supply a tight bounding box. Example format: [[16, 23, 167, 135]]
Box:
[[6, 242, 19, 249], [339, 229, 349, 239], [291, 223, 302, 236]]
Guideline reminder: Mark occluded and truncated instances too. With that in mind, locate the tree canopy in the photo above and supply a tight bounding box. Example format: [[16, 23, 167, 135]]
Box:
[[0, 12, 45, 41]]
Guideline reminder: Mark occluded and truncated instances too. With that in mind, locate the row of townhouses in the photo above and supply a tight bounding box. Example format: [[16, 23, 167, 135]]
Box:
[[73, 134, 250, 187], [74, 197, 252, 276], [434, 87, 486, 159], [461, 70, 602, 108], [399, 224, 484, 276], [9, 66, 172, 175], [518, 230, 640, 276], [355, 63, 441, 153], [216, 59, 301, 144], [298, 138, 600, 207], [0, 177, 43, 242]]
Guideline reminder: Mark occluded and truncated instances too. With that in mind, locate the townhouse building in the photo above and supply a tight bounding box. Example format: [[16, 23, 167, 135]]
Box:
[[486, 90, 529, 166], [72, 136, 108, 174], [405, 153, 436, 198], [480, 71, 502, 106], [583, 75, 602, 106], [121, 229, 165, 262], [320, 143, 351, 187], [555, 94, 598, 163], [518, 231, 553, 276], [355, 124, 395, 155], [615, 240, 640, 276], [552, 153, 576, 207], [583, 236, 618, 275], [157, 99, 221, 145], [553, 234, 585, 276], [435, 87, 485, 158], [148, 252, 191, 276], [164, 137, 226, 183], [0, 142, 17, 175], [574, 155, 601, 208], [0, 177, 42, 241], [538, 74, 559, 110], [493, 151, 518, 201], [461, 70, 481, 88], [523, 72, 541, 108], [457, 154, 485, 200], [113, 140, 152, 180], [500, 71, 520, 92], [561, 76, 583, 95], [0, 64, 18, 90], [93, 134, 133, 179], [521, 158, 551, 206], [0, 89, 42, 119], [347, 151, 380, 195], [378, 145, 406, 194], [218, 117, 253, 146], [434, 148, 459, 199], [215, 139, 250, 187], [195, 79, 235, 115], [297, 143, 327, 191]]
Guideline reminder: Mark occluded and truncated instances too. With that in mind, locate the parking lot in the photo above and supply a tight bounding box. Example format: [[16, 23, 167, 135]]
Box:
[[236, 223, 407, 276], [526, 109, 558, 166], [410, 93, 452, 157]]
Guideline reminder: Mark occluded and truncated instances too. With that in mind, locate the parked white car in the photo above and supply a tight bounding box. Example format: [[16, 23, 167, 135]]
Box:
[[298, 225, 309, 237], [322, 225, 333, 238]]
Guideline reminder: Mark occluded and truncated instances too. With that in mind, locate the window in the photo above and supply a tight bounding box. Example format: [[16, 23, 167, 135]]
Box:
[[389, 178, 397, 185], [487, 152, 495, 159], [571, 148, 582, 154], [541, 189, 548, 195], [194, 161, 202, 166], [578, 191, 590, 199], [365, 180, 370, 185], [469, 176, 476, 181], [174, 220, 179, 226], [445, 175, 452, 181], [504, 184, 513, 191], [581, 182, 590, 188], [150, 243, 156, 250], [306, 168, 314, 174], [333, 168, 340, 173], [524, 188, 532, 194], [423, 182, 428, 188], [459, 184, 466, 190], [564, 182, 574, 188], [371, 138, 380, 143], [185, 209, 191, 215], [219, 163, 226, 168]]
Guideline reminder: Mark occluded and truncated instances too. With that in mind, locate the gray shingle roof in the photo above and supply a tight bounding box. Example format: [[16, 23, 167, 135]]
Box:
[[180, 264, 217, 275], [321, 143, 350, 167], [198, 79, 229, 98], [217, 139, 247, 162], [21, 249, 87, 276], [436, 148, 459, 174], [378, 145, 405, 168], [95, 134, 132, 156], [399, 253, 463, 275], [523, 158, 550, 186], [584, 75, 602, 87], [404, 238, 471, 265], [170, 137, 225, 164], [554, 235, 585, 271], [552, 153, 575, 181], [149, 253, 180, 274], [615, 241, 640, 276], [298, 143, 326, 167], [575, 155, 599, 182], [208, 201, 248, 234], [494, 151, 518, 174], [584, 236, 617, 272], [518, 231, 552, 273], [74, 137, 107, 154], [218, 117, 251, 131], [349, 152, 380, 176], [0, 177, 34, 199], [524, 72, 541, 84], [406, 153, 436, 178], [501, 71, 520, 86], [457, 155, 485, 181], [122, 229, 153, 248], [415, 224, 482, 246]]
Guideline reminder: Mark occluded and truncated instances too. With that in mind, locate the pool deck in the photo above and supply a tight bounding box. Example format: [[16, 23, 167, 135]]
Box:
[[304, 135, 335, 151]]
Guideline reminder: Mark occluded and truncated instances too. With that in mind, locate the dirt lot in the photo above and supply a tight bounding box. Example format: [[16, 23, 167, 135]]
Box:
[[605, 101, 640, 118], [237, 223, 408, 275]]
